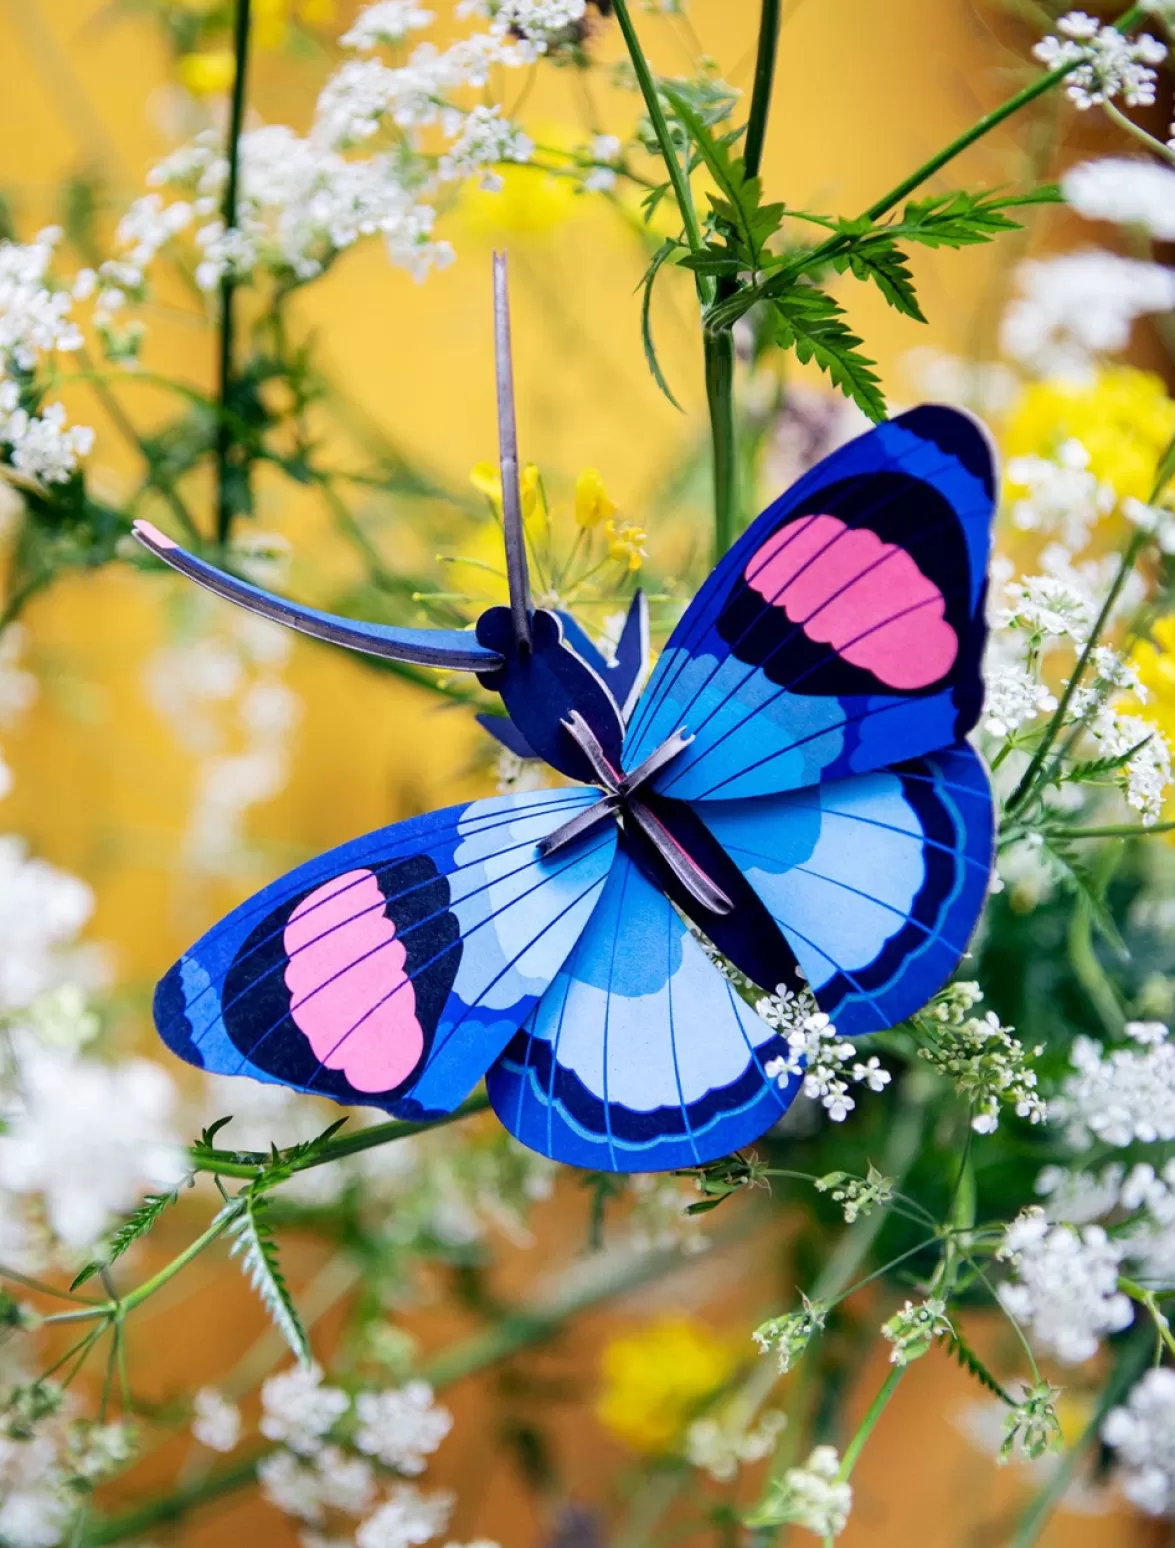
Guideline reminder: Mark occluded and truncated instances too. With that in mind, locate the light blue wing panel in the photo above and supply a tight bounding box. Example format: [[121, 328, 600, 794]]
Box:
[[155, 788, 617, 1119], [485, 845, 802, 1171], [621, 407, 995, 801], [694, 744, 993, 1037]]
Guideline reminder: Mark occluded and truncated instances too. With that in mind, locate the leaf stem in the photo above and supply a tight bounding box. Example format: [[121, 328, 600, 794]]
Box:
[[189, 1091, 492, 1178], [1005, 529, 1148, 816], [836, 1365, 905, 1480], [744, 0, 782, 181], [1010, 1333, 1150, 1548], [1042, 820, 1175, 839], [704, 329, 738, 560], [214, 0, 252, 545]]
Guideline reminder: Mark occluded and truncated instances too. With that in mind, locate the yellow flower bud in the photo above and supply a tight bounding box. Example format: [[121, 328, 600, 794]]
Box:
[[604, 518, 647, 573], [470, 462, 503, 508], [520, 463, 544, 522], [178, 49, 236, 97], [575, 467, 615, 529]]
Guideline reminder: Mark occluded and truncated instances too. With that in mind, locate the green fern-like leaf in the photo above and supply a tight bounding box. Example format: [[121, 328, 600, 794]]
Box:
[[71, 1183, 189, 1291], [836, 239, 925, 323], [226, 1194, 310, 1364], [639, 239, 685, 410], [1061, 737, 1153, 785], [772, 286, 886, 422], [946, 1332, 1014, 1405]]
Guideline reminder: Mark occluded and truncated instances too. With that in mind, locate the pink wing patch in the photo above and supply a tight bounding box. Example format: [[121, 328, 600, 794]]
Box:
[[745, 513, 957, 690], [283, 870, 423, 1094]]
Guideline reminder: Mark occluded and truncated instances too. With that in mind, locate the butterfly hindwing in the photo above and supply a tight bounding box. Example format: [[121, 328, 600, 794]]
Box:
[[485, 843, 802, 1170], [155, 788, 617, 1118], [622, 407, 995, 801], [693, 743, 994, 1037]]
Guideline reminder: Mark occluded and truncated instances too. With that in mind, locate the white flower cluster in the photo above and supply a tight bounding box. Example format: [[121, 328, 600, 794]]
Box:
[[1103, 1367, 1175, 1516], [764, 1445, 852, 1539], [684, 1408, 785, 1482], [997, 568, 1095, 648], [880, 1296, 952, 1365], [192, 1388, 242, 1453], [1051, 1024, 1175, 1148], [983, 654, 1058, 739], [997, 1209, 1132, 1364], [1007, 439, 1116, 550], [916, 985, 1045, 1134], [103, 2, 567, 304], [1038, 1156, 1175, 1285], [255, 1364, 456, 1545], [752, 1296, 827, 1374], [1034, 12, 1167, 110], [0, 1381, 135, 1548], [1088, 706, 1172, 824], [1001, 251, 1175, 378], [813, 1163, 893, 1224], [1064, 157, 1175, 242], [0, 230, 93, 484], [759, 990, 891, 1122]]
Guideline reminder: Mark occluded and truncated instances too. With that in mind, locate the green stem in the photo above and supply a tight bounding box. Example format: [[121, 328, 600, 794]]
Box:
[[705, 329, 738, 560], [611, 0, 705, 267], [214, 0, 252, 546], [1104, 99, 1175, 166], [1010, 1333, 1151, 1548], [1120, 1276, 1175, 1358], [84, 1454, 265, 1546], [1005, 530, 1148, 816], [189, 1091, 491, 1179], [836, 1365, 905, 1480], [1042, 820, 1175, 840], [744, 0, 782, 180]]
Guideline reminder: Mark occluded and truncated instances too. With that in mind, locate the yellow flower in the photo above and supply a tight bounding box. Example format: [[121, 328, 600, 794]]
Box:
[[469, 460, 546, 528], [1003, 368, 1175, 507], [575, 467, 615, 529], [604, 517, 647, 573], [596, 1317, 739, 1455], [178, 49, 236, 96]]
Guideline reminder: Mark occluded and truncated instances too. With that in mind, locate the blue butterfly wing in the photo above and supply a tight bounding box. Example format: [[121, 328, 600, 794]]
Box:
[[485, 843, 802, 1170], [692, 744, 993, 1037], [155, 788, 617, 1118], [622, 407, 995, 801]]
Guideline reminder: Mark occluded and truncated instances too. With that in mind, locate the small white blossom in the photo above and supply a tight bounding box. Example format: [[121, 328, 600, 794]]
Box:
[[341, 3, 436, 49], [354, 1382, 453, 1474], [260, 1364, 349, 1456], [752, 1297, 827, 1374], [1124, 496, 1175, 554], [814, 1164, 894, 1223], [1087, 709, 1172, 824], [760, 1001, 890, 1123], [0, 1046, 186, 1249], [881, 1296, 952, 1365], [1104, 1367, 1175, 1515], [998, 571, 1095, 646], [1064, 157, 1175, 241], [685, 1409, 786, 1482], [355, 1485, 454, 1548], [493, 0, 587, 47], [1052, 1028, 1175, 1147], [917, 993, 1045, 1133], [984, 659, 1058, 738], [438, 105, 533, 191], [0, 230, 83, 371], [1034, 13, 1167, 109], [1001, 251, 1175, 377], [1007, 439, 1116, 549], [760, 1445, 852, 1538], [1001, 1380, 1064, 1462], [997, 1210, 1132, 1364], [191, 1389, 241, 1453], [1, 402, 94, 484]]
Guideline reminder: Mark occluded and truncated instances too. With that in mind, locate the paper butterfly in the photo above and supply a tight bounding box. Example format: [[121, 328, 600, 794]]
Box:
[[135, 261, 995, 1173]]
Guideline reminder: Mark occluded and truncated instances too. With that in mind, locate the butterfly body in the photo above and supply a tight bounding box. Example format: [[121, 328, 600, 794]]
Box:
[[140, 405, 997, 1171]]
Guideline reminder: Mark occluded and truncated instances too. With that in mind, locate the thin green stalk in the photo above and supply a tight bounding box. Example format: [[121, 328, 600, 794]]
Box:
[[1120, 1276, 1175, 1359], [836, 1365, 905, 1480], [744, 0, 782, 180], [705, 329, 737, 560], [1010, 1334, 1151, 1548], [215, 0, 253, 545], [1104, 98, 1175, 166], [610, 0, 706, 270], [1005, 530, 1148, 816], [190, 1091, 491, 1179], [1042, 820, 1175, 840]]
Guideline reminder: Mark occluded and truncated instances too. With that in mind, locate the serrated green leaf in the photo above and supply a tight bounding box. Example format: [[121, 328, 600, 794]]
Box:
[[227, 1194, 310, 1364], [838, 240, 926, 323], [892, 187, 1053, 252], [71, 1184, 189, 1290], [946, 1332, 1014, 1404], [1042, 837, 1129, 958], [1061, 737, 1153, 785], [639, 239, 685, 411], [771, 285, 886, 422]]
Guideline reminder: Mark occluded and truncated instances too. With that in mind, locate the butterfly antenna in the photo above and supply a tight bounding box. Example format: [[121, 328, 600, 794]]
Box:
[[493, 251, 533, 655]]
